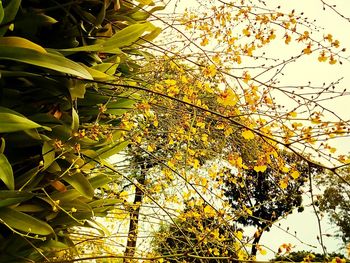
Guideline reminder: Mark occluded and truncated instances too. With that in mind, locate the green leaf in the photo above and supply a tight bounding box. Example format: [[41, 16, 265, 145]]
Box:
[[86, 219, 111, 236], [42, 141, 55, 171], [0, 207, 54, 235], [59, 41, 121, 54], [103, 22, 152, 49], [50, 189, 81, 203], [15, 166, 40, 190], [0, 0, 21, 36], [0, 196, 30, 208], [68, 79, 86, 99], [71, 108, 79, 132], [134, 26, 162, 46], [83, 65, 114, 80], [92, 61, 119, 75], [51, 211, 92, 227], [0, 1, 4, 24], [60, 199, 92, 213], [24, 128, 42, 140], [0, 190, 33, 199], [0, 137, 5, 153], [97, 140, 129, 160], [130, 11, 150, 21], [0, 46, 92, 79], [0, 36, 47, 53], [130, 6, 165, 21], [14, 204, 45, 213], [89, 174, 112, 189], [61, 23, 152, 53], [0, 106, 42, 133], [0, 190, 34, 208], [51, 174, 112, 201], [41, 239, 69, 251], [62, 173, 94, 199], [46, 161, 62, 173], [0, 153, 14, 190], [135, 0, 154, 5], [106, 98, 136, 115]]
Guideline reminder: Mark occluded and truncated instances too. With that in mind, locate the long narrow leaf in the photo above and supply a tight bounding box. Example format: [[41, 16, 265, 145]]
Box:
[[61, 23, 152, 53], [62, 173, 94, 199], [0, 153, 14, 190], [0, 106, 42, 133], [0, 0, 21, 36], [0, 46, 92, 79], [0, 36, 47, 53], [0, 207, 54, 235]]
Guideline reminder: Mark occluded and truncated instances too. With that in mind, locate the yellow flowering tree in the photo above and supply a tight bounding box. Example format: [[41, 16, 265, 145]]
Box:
[[113, 0, 350, 260]]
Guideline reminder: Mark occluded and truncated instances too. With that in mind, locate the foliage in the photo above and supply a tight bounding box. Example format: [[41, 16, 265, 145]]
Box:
[[223, 153, 314, 256], [0, 0, 161, 261], [152, 203, 248, 262], [317, 169, 350, 245], [272, 250, 349, 263]]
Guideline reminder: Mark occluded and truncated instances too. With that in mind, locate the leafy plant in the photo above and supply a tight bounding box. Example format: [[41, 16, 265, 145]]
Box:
[[0, 0, 162, 261]]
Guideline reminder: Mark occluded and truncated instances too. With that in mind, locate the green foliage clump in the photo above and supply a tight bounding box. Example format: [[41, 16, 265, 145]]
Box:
[[0, 0, 161, 261]]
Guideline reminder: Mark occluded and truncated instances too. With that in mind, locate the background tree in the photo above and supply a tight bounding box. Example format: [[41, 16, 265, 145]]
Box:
[[316, 169, 350, 245], [272, 250, 349, 263], [152, 203, 248, 262], [223, 153, 322, 256]]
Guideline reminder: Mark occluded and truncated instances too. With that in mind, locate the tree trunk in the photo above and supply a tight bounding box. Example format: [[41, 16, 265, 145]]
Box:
[[251, 229, 262, 257], [123, 180, 144, 261]]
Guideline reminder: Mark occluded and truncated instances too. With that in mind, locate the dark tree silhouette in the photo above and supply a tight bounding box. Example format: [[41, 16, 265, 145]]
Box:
[[223, 154, 320, 256]]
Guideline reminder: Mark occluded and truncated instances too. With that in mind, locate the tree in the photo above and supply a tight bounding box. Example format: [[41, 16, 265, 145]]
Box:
[[223, 153, 322, 256], [152, 203, 248, 262], [317, 169, 350, 245], [272, 250, 349, 263]]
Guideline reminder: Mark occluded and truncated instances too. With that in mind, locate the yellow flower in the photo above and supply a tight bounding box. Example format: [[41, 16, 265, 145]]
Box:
[[242, 27, 251, 37], [303, 43, 312, 54], [203, 64, 217, 77], [242, 71, 251, 83], [289, 111, 298, 118], [204, 205, 216, 217], [242, 130, 255, 140], [290, 170, 300, 179], [329, 55, 337, 65], [284, 34, 291, 44], [318, 51, 327, 62], [201, 37, 209, 46], [254, 165, 267, 173], [217, 89, 238, 107], [279, 179, 288, 189]]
